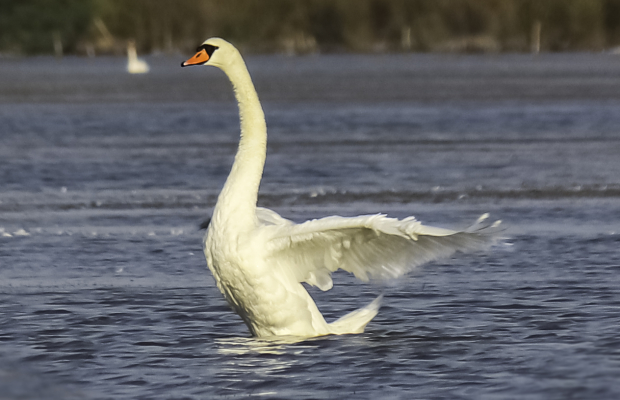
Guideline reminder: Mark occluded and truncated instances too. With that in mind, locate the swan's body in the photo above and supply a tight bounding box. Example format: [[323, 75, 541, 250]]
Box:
[[182, 38, 499, 338], [127, 41, 149, 74]]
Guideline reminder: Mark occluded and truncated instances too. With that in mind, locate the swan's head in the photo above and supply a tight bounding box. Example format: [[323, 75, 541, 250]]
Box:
[[181, 37, 238, 69]]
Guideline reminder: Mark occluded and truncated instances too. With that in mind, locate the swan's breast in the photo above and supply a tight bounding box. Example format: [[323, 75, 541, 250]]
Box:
[[205, 222, 322, 335]]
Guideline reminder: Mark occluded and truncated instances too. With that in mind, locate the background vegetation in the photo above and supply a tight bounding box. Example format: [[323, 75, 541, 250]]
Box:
[[2, 0, 620, 55]]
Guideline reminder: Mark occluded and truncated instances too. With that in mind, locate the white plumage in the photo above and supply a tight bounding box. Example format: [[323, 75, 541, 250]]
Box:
[[127, 41, 149, 74], [182, 38, 499, 338]]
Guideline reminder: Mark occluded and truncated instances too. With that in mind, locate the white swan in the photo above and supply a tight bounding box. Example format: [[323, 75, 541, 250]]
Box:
[[182, 38, 499, 338], [127, 40, 149, 74]]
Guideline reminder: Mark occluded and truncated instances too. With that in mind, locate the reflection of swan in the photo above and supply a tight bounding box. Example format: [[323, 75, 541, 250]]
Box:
[[216, 336, 312, 356], [126, 40, 149, 74], [182, 38, 499, 338]]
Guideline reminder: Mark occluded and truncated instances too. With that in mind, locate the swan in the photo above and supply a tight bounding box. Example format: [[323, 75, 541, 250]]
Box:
[[182, 38, 499, 338], [127, 40, 149, 74]]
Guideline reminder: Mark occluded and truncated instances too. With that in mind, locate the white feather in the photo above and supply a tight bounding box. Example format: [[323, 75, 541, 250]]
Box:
[[263, 212, 498, 290]]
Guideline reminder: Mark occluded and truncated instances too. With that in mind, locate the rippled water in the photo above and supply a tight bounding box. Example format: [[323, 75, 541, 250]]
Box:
[[1, 53, 620, 399]]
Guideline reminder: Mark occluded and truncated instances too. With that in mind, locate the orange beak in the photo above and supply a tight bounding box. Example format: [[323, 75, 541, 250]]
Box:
[[181, 49, 209, 67]]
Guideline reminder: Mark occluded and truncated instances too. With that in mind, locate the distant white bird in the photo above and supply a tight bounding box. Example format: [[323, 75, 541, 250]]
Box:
[[126, 40, 149, 74], [182, 38, 499, 338]]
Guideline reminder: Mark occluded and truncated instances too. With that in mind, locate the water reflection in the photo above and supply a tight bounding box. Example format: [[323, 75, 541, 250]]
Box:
[[215, 335, 318, 356], [211, 336, 325, 398]]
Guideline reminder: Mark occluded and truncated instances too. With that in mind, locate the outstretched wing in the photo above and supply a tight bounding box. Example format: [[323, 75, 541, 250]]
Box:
[[262, 212, 500, 291]]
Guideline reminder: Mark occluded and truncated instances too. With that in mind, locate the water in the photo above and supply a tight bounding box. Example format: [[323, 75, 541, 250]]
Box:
[[1, 53, 619, 399]]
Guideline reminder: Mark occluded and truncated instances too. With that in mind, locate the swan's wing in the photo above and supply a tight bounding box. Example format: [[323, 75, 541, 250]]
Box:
[[264, 213, 500, 291], [256, 207, 294, 226], [201, 207, 290, 231]]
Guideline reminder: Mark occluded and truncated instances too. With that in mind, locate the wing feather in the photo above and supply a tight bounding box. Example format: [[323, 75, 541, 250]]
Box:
[[261, 211, 499, 291]]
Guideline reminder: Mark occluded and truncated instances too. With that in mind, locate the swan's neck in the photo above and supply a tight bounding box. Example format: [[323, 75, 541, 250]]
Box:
[[215, 57, 266, 229], [127, 46, 137, 61]]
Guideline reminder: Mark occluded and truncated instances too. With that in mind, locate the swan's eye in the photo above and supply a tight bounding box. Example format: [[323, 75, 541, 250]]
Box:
[[196, 44, 218, 57]]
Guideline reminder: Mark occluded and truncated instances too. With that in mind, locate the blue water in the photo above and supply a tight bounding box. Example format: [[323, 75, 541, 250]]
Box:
[[1, 53, 619, 399]]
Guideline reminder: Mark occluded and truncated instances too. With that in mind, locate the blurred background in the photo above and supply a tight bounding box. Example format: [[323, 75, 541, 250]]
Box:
[[2, 0, 620, 56]]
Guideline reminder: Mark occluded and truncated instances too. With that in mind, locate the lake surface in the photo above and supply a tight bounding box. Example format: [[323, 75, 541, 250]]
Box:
[[1, 52, 619, 399]]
